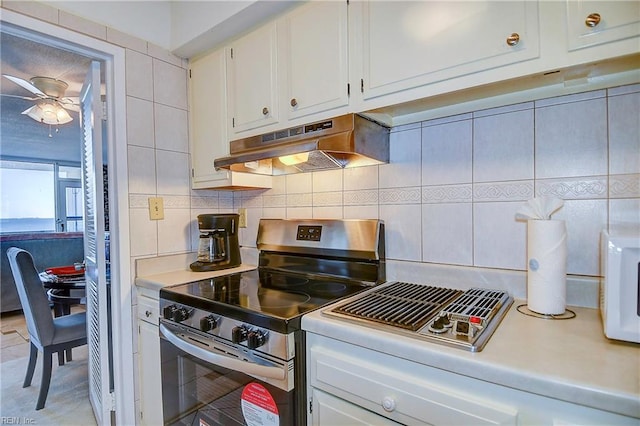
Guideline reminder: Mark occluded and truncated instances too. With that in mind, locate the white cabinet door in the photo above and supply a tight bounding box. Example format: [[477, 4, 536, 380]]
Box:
[[138, 320, 163, 426], [227, 22, 279, 135], [189, 48, 230, 188], [310, 388, 399, 426], [566, 1, 640, 50], [190, 49, 272, 189], [282, 1, 349, 121], [360, 1, 540, 100]]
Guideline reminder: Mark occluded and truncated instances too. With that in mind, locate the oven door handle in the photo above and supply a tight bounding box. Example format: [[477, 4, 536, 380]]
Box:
[[160, 323, 286, 380]]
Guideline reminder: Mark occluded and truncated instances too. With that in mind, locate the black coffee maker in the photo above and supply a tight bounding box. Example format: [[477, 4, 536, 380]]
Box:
[[190, 214, 242, 272]]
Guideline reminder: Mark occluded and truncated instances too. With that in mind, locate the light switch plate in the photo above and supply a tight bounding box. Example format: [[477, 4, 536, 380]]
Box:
[[238, 208, 247, 228], [148, 197, 164, 220]]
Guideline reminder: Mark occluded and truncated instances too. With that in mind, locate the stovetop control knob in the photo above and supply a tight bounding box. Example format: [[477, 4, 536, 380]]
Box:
[[162, 304, 177, 320], [232, 326, 248, 343], [247, 330, 267, 349], [199, 315, 218, 332], [173, 307, 191, 323]]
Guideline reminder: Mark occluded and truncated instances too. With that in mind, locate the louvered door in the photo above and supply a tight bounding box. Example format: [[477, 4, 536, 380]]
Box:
[[80, 60, 112, 424]]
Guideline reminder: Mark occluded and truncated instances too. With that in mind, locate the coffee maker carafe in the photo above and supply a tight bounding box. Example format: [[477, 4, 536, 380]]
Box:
[[190, 214, 241, 272]]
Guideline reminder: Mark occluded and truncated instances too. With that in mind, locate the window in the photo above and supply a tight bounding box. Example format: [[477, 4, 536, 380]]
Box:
[[0, 160, 82, 233]]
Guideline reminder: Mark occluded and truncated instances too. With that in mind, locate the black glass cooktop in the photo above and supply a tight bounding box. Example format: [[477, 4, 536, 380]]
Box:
[[161, 268, 370, 332]]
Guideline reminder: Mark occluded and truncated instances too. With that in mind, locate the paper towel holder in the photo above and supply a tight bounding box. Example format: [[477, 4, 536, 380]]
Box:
[[516, 304, 576, 320]]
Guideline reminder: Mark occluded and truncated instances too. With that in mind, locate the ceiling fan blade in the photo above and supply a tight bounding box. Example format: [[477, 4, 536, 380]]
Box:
[[0, 93, 39, 101], [61, 103, 80, 112], [60, 96, 79, 105], [21, 105, 38, 115], [3, 74, 46, 97]]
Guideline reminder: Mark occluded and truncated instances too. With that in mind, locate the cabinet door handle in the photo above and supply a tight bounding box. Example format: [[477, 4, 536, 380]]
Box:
[[506, 33, 520, 47], [290, 98, 298, 107], [585, 13, 601, 28], [262, 107, 269, 116]]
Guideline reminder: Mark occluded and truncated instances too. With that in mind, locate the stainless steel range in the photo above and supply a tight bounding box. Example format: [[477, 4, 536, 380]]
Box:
[[324, 281, 513, 352], [159, 219, 385, 425]]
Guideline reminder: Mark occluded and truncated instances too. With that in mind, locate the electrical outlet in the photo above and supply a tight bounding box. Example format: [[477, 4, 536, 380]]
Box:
[[148, 197, 164, 220], [238, 208, 247, 228]]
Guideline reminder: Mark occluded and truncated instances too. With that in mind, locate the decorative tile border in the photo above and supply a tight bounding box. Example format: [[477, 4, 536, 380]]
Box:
[[422, 184, 472, 203], [287, 193, 313, 207], [130, 194, 191, 208], [129, 194, 150, 208], [162, 195, 190, 208], [190, 195, 218, 209], [241, 195, 263, 208], [473, 180, 533, 202], [610, 174, 640, 198], [218, 196, 234, 209], [263, 195, 287, 208], [536, 176, 607, 199], [344, 189, 379, 205], [379, 187, 421, 204], [313, 191, 343, 206]]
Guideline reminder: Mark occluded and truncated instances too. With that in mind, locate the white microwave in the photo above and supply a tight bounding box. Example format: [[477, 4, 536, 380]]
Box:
[[600, 228, 640, 343]]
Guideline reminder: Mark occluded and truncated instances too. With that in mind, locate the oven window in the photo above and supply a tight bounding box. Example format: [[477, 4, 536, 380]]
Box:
[[161, 336, 296, 426]]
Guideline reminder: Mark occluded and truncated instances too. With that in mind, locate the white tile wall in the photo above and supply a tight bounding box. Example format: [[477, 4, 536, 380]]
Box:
[[229, 84, 640, 280], [28, 0, 634, 282]]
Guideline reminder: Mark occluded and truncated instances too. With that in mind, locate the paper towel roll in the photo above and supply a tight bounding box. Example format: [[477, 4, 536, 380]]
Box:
[[527, 219, 567, 315]]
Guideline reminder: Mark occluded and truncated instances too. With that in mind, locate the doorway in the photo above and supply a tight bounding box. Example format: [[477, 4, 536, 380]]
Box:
[[0, 8, 134, 425]]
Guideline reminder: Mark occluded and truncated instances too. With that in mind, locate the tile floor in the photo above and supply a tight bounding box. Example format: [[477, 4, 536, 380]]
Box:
[[0, 306, 91, 420]]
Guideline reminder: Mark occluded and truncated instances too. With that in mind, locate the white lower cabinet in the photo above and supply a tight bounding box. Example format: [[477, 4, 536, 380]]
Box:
[[306, 333, 638, 425], [137, 292, 163, 426], [311, 388, 398, 426]]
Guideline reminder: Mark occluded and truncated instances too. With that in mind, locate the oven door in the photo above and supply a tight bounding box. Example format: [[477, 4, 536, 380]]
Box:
[[160, 321, 300, 426]]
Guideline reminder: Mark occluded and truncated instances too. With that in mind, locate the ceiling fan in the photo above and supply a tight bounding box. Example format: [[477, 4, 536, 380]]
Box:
[[1, 74, 80, 126]]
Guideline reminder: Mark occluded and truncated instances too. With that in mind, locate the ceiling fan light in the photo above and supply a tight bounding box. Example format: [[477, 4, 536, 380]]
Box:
[[22, 101, 73, 125]]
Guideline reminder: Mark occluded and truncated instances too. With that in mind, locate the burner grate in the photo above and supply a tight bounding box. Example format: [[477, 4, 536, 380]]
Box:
[[442, 288, 508, 327], [332, 282, 462, 331]]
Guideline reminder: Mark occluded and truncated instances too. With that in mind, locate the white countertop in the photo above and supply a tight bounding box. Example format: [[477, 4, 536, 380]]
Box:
[[135, 263, 257, 291], [302, 300, 640, 419], [134, 258, 639, 419]]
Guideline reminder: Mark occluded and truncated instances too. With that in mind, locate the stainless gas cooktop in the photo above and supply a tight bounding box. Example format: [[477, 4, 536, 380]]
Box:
[[323, 281, 513, 352]]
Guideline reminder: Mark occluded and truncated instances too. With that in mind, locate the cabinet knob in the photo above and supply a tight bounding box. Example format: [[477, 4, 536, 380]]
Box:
[[585, 13, 601, 28], [506, 33, 520, 47], [262, 107, 269, 116], [290, 98, 298, 107], [381, 396, 396, 412], [145, 310, 152, 317]]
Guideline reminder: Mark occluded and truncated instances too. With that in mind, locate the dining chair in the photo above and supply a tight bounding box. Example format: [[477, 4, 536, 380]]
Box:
[[6, 247, 88, 411]]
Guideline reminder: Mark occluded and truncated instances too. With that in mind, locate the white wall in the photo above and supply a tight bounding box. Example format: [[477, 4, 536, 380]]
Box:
[[38, 0, 297, 58], [41, 0, 173, 49]]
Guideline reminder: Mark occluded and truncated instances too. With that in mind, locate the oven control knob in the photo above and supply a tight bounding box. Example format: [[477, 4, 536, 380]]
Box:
[[247, 330, 267, 349], [200, 315, 218, 332], [162, 305, 177, 320], [232, 326, 248, 343], [173, 307, 191, 323]]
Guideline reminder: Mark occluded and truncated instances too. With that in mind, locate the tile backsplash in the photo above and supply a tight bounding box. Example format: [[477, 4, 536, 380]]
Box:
[[128, 66, 639, 292], [230, 84, 637, 277]]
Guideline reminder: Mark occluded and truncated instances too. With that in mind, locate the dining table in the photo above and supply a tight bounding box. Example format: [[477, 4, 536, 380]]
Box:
[[39, 266, 86, 317]]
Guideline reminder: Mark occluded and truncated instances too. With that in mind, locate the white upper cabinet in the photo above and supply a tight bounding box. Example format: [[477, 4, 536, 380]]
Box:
[[227, 22, 279, 135], [565, 1, 640, 51], [357, 1, 540, 101], [281, 1, 349, 121], [189, 49, 229, 187], [190, 48, 271, 189]]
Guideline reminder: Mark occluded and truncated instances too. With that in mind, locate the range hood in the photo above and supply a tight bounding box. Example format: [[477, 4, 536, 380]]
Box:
[[214, 114, 390, 175]]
